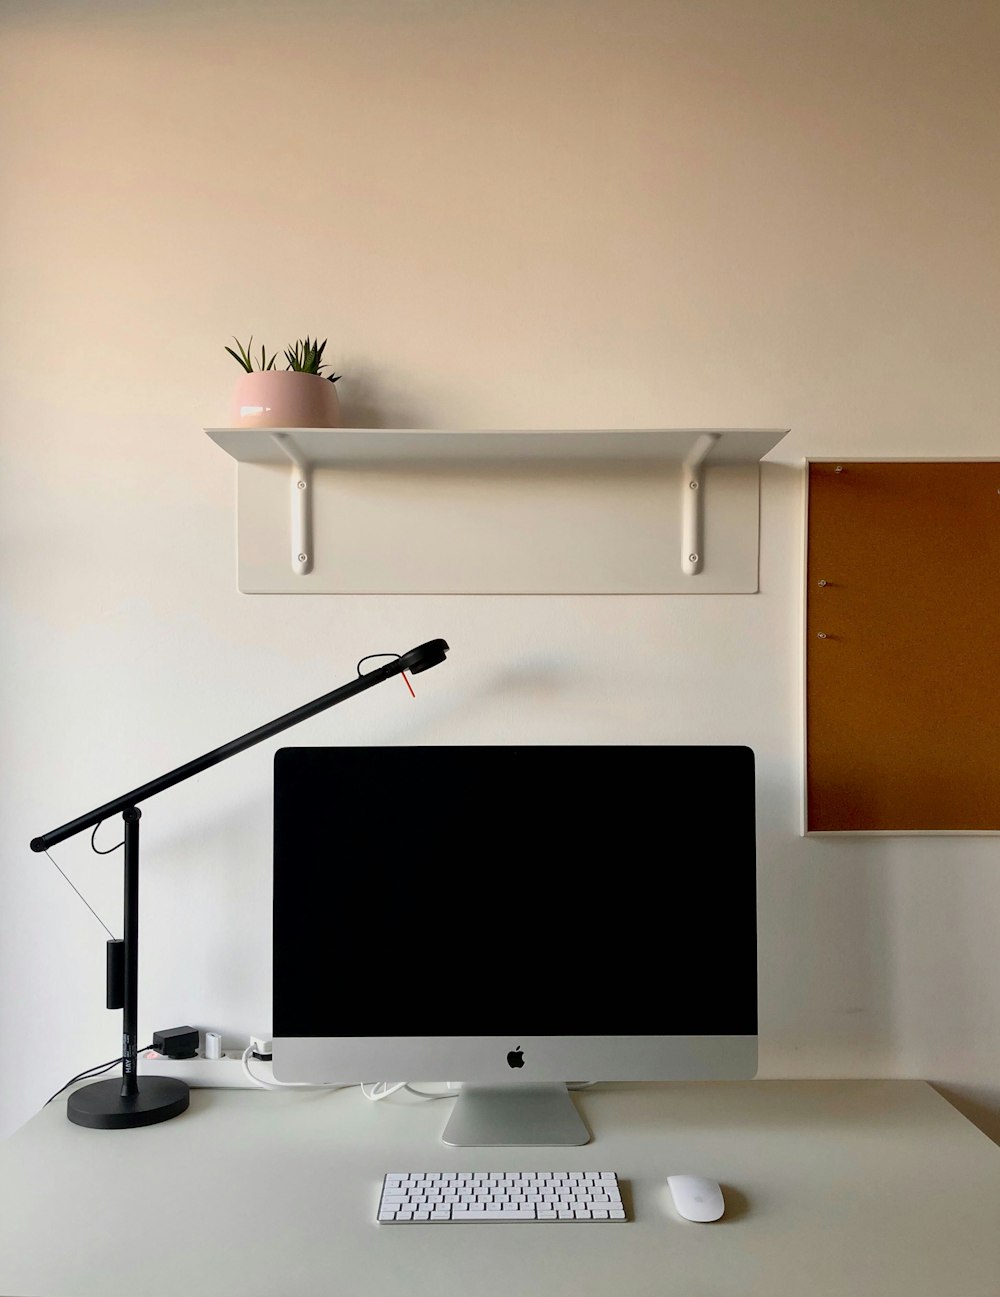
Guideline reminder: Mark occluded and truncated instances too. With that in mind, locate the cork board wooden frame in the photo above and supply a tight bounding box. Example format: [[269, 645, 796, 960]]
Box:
[[804, 459, 1000, 835]]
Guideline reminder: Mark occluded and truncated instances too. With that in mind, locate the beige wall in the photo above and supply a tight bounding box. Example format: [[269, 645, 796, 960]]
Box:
[[1, 0, 998, 1140]]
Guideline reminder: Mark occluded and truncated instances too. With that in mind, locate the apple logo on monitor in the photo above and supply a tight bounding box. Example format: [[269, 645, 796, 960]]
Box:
[[507, 1046, 524, 1068]]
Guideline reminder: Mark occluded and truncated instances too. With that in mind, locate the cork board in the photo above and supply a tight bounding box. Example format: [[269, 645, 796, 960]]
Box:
[[806, 461, 1000, 833]]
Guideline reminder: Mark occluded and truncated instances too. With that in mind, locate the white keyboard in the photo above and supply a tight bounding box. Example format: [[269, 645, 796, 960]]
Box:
[[377, 1170, 626, 1223]]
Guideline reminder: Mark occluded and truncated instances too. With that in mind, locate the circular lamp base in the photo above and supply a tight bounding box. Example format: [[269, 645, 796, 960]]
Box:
[[67, 1076, 190, 1129]]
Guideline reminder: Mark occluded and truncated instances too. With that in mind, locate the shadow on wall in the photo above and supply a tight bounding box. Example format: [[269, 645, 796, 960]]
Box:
[[336, 365, 440, 430]]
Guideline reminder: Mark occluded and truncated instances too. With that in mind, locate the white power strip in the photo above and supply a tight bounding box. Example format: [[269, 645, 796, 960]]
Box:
[[139, 1051, 263, 1089]]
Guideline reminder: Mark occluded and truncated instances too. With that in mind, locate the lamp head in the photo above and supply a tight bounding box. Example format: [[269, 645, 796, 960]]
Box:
[[395, 638, 450, 675]]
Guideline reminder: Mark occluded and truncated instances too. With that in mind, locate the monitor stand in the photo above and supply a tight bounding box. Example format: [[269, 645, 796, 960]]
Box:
[[441, 1084, 590, 1147]]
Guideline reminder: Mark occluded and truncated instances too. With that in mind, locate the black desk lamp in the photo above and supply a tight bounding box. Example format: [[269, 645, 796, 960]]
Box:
[[30, 638, 449, 1130]]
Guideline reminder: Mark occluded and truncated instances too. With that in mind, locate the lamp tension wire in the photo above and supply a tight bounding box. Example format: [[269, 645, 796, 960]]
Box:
[[43, 849, 117, 940]]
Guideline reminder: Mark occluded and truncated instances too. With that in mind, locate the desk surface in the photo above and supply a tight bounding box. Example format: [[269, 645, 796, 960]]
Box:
[[0, 1080, 997, 1297]]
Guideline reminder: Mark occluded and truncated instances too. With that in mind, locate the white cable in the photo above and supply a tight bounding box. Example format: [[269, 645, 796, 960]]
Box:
[[360, 1081, 407, 1102], [403, 1084, 459, 1100], [241, 1045, 285, 1089], [240, 1045, 346, 1091], [238, 1047, 591, 1100], [238, 1047, 437, 1099]]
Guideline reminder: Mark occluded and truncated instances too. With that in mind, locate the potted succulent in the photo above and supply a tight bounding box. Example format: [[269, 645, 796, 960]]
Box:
[[227, 335, 342, 428]]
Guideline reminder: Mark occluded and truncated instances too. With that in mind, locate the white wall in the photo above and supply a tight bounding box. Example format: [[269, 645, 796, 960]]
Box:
[[1, 0, 998, 1141]]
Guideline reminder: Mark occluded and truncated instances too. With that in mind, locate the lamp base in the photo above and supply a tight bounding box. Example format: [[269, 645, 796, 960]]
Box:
[[66, 1076, 190, 1129]]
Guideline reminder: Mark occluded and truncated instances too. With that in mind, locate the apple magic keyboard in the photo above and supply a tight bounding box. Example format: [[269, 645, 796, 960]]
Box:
[[377, 1170, 626, 1222]]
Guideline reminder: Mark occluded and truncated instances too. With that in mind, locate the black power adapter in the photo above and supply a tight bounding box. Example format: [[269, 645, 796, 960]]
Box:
[[151, 1026, 200, 1060]]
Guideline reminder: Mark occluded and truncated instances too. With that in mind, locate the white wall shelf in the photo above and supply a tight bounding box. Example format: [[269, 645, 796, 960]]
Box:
[[204, 427, 789, 594]]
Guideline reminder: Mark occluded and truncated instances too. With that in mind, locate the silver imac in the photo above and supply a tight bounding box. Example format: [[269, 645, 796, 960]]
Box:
[[272, 745, 758, 1146]]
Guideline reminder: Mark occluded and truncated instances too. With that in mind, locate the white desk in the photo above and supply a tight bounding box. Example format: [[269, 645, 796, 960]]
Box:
[[0, 1081, 997, 1296]]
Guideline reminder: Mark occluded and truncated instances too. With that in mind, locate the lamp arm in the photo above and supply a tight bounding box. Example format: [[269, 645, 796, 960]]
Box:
[[28, 636, 448, 1129], [30, 639, 448, 853]]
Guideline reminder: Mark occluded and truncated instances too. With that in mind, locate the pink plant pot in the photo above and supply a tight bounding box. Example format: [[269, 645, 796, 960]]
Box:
[[230, 371, 342, 428]]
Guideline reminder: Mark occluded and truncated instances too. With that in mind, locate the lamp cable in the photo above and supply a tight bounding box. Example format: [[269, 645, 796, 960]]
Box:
[[90, 819, 125, 855], [357, 652, 415, 697], [356, 653, 400, 675], [45, 1047, 153, 1107]]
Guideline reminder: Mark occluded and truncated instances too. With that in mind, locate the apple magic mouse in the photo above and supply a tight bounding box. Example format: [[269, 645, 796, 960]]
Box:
[[666, 1174, 725, 1222]]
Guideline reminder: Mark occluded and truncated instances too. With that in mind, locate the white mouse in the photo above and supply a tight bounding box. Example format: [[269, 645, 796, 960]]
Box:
[[666, 1175, 725, 1222]]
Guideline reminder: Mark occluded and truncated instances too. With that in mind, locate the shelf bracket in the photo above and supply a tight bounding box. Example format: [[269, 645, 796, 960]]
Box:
[[681, 433, 721, 576], [270, 433, 313, 576]]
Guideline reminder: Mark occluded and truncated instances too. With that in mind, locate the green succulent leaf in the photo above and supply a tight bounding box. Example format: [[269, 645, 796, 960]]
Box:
[[225, 337, 254, 372], [228, 335, 285, 371], [281, 336, 339, 377]]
